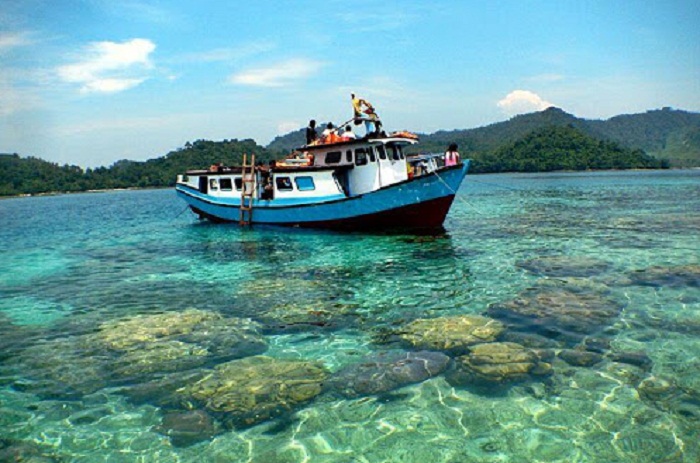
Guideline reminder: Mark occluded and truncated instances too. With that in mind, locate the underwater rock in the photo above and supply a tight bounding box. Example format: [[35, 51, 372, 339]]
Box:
[[533, 276, 612, 295], [123, 369, 208, 408], [601, 362, 646, 387], [625, 264, 700, 288], [11, 337, 109, 399], [92, 309, 267, 378], [487, 288, 624, 344], [237, 277, 326, 301], [178, 355, 328, 429], [12, 309, 267, 400], [155, 409, 221, 447], [446, 342, 552, 386], [516, 255, 611, 277], [325, 350, 450, 398], [68, 406, 112, 426], [607, 350, 652, 370], [499, 331, 561, 348], [397, 315, 505, 354], [176, 319, 268, 361], [637, 376, 700, 421], [111, 340, 210, 378], [558, 349, 603, 367], [0, 314, 39, 363], [255, 301, 359, 334], [578, 337, 611, 354], [0, 438, 62, 462], [95, 308, 222, 350]]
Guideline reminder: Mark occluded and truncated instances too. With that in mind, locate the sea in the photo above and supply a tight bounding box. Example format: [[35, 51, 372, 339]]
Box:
[[0, 169, 698, 463]]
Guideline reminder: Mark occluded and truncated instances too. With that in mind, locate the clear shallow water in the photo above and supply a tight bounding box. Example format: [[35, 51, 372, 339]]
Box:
[[0, 170, 698, 462]]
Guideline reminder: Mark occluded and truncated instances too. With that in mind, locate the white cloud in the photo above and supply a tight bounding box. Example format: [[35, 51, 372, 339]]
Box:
[[57, 38, 156, 93], [0, 31, 33, 53], [229, 58, 323, 87], [497, 90, 554, 115]]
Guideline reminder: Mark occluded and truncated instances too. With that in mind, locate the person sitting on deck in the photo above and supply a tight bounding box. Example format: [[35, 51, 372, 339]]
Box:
[[444, 143, 461, 167], [342, 125, 356, 140], [322, 122, 340, 143]]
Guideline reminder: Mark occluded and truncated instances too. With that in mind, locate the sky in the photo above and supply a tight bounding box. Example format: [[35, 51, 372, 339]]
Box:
[[1, 0, 699, 168]]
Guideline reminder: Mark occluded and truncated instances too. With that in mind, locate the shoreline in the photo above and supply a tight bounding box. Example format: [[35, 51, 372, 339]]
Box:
[[1, 167, 697, 200], [0, 186, 171, 200]]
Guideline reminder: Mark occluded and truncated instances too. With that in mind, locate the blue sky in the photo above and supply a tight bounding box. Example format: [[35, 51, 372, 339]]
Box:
[[1, 0, 698, 168]]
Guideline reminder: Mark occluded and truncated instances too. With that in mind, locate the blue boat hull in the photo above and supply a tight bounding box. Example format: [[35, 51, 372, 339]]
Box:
[[176, 161, 469, 231]]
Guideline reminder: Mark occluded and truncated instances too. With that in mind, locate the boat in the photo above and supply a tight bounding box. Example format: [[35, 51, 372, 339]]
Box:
[[175, 123, 469, 231]]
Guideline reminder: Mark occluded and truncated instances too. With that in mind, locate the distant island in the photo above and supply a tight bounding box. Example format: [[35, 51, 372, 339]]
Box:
[[2, 107, 698, 197]]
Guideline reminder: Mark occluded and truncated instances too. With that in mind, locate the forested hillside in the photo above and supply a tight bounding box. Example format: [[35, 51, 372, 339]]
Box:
[[1, 139, 272, 196], [474, 125, 665, 173], [414, 107, 699, 167]]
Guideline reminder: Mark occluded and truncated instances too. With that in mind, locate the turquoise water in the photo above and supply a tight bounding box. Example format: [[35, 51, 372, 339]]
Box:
[[0, 170, 698, 462]]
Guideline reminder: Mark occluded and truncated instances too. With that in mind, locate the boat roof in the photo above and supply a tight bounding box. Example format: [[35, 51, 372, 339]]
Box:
[[184, 164, 353, 176], [299, 134, 418, 152]]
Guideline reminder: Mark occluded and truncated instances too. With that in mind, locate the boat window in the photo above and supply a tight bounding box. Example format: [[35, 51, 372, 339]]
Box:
[[326, 151, 342, 164], [220, 178, 233, 191], [355, 149, 368, 166], [376, 145, 387, 160], [295, 176, 315, 191], [209, 178, 219, 190], [355, 148, 375, 164], [182, 175, 189, 182], [368, 148, 377, 163], [345, 150, 353, 163], [234, 177, 243, 191], [276, 176, 293, 191], [390, 145, 401, 161]]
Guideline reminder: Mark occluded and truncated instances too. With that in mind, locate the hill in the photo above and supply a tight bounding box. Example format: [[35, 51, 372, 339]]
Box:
[[0, 139, 273, 196], [475, 125, 665, 173], [413, 107, 700, 167]]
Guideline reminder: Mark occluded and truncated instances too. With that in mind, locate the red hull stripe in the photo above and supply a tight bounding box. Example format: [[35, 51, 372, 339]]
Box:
[[192, 194, 456, 231]]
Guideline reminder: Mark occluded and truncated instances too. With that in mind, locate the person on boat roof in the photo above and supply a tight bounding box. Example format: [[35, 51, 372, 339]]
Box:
[[351, 93, 379, 136], [306, 120, 318, 145], [322, 122, 340, 143], [342, 125, 356, 140]]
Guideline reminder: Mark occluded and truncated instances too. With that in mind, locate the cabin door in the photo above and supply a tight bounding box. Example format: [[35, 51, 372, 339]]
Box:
[[198, 176, 208, 194]]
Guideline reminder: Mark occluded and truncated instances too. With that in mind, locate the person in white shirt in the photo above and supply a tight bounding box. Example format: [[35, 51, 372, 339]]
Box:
[[342, 125, 356, 139]]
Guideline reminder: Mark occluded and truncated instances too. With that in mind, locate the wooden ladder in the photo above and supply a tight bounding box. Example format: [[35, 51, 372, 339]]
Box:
[[239, 153, 256, 226]]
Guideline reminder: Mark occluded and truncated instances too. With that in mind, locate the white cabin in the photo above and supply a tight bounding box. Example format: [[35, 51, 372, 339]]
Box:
[[176, 135, 419, 201]]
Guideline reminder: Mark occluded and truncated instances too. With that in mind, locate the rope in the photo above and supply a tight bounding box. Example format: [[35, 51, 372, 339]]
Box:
[[174, 204, 190, 219], [466, 177, 523, 191], [431, 168, 486, 216]]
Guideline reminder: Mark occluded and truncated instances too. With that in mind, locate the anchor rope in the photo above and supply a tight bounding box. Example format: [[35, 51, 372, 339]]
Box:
[[174, 204, 191, 219], [431, 168, 486, 216]]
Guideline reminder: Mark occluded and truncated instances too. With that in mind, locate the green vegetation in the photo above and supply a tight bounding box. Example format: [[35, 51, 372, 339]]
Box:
[[473, 125, 666, 173], [0, 154, 87, 196], [1, 139, 274, 196], [410, 107, 699, 168], [1, 107, 696, 197]]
